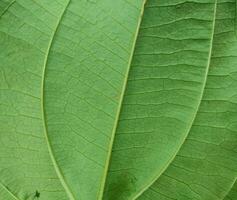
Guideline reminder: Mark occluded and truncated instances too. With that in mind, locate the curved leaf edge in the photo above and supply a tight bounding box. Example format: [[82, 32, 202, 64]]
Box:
[[132, 1, 218, 199]]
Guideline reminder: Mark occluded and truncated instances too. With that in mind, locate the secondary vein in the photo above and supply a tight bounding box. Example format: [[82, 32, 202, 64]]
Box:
[[0, 0, 16, 19], [0, 182, 21, 200], [222, 177, 237, 199], [40, 1, 76, 200]]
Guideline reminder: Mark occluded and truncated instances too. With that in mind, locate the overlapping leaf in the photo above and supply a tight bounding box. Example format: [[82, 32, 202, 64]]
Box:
[[137, 1, 237, 199], [0, 0, 236, 200]]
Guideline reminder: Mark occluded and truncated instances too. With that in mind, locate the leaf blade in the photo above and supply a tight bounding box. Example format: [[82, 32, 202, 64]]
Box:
[[41, 0, 75, 199], [104, 1, 218, 199], [137, 1, 237, 199], [0, 0, 70, 199], [42, 1, 146, 199]]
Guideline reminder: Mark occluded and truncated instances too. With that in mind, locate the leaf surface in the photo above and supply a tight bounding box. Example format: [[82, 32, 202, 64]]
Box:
[[104, 0, 218, 199], [0, 0, 236, 200], [0, 1, 71, 199], [224, 180, 237, 200], [137, 1, 237, 199]]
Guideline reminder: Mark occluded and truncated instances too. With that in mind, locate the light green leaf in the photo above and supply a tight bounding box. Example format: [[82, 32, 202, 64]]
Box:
[[104, 1, 217, 199], [0, 0, 236, 200], [137, 1, 237, 199]]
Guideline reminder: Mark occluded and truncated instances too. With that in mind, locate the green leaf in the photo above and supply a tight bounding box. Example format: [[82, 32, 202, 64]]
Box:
[[225, 180, 237, 200], [0, 0, 236, 200], [137, 1, 237, 200], [0, 0, 15, 17], [104, 1, 218, 199]]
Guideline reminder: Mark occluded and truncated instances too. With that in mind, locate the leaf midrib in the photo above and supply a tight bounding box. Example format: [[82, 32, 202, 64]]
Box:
[[132, 1, 218, 199], [97, 1, 148, 200], [40, 1, 76, 200]]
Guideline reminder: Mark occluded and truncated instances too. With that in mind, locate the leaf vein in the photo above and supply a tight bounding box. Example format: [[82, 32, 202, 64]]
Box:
[[40, 1, 76, 200]]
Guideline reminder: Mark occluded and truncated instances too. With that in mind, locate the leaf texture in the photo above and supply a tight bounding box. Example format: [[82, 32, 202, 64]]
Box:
[[0, 1, 72, 199], [225, 180, 237, 200], [42, 0, 146, 199], [137, 0, 237, 199], [0, 0, 237, 200], [104, 1, 218, 199]]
